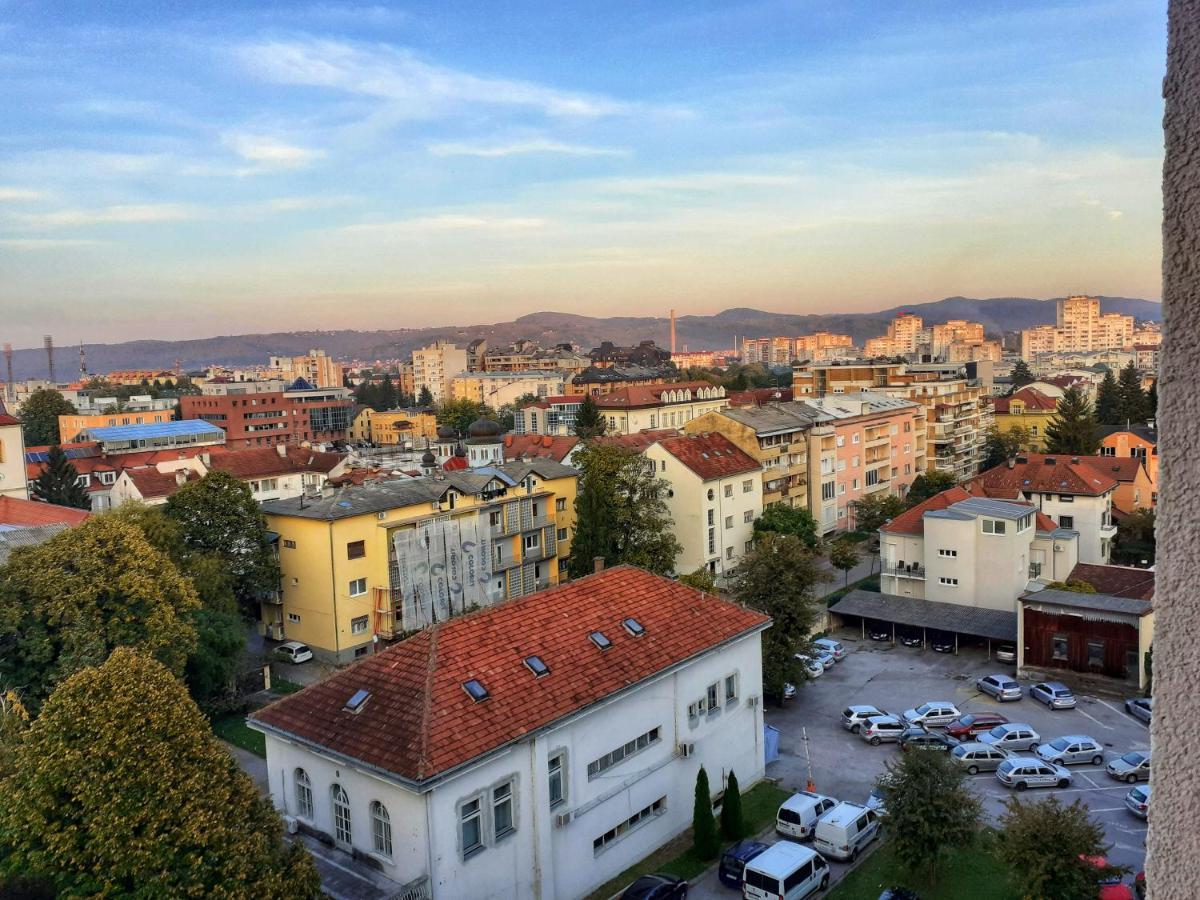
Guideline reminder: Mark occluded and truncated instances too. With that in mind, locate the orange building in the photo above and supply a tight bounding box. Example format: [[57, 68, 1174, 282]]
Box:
[[1100, 426, 1158, 483]]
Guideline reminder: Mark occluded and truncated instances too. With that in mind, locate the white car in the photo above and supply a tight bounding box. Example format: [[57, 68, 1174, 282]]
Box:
[[275, 641, 314, 664], [996, 757, 1071, 791], [901, 701, 961, 728], [794, 654, 824, 679]]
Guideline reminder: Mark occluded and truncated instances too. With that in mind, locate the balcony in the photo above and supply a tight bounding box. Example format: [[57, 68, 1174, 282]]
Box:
[[523, 514, 554, 532], [1100, 521, 1119, 538], [886, 563, 926, 580]]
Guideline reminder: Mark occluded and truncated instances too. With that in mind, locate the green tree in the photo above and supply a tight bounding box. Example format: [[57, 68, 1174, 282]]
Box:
[[566, 442, 681, 577], [678, 566, 717, 593], [1044, 387, 1100, 455], [998, 796, 1123, 900], [1113, 508, 1155, 565], [573, 393, 606, 439], [1010, 359, 1035, 389], [850, 494, 908, 536], [981, 424, 1031, 470], [720, 769, 745, 841], [437, 398, 492, 435], [1117, 362, 1149, 427], [28, 444, 90, 509], [1146, 380, 1157, 420], [732, 532, 828, 699], [905, 469, 957, 505], [16, 389, 76, 446], [0, 649, 322, 899], [692, 766, 720, 860], [1095, 369, 1122, 429], [377, 372, 399, 409], [752, 504, 819, 547], [0, 516, 199, 708], [879, 748, 980, 881], [829, 537, 861, 586], [417, 385, 434, 407], [165, 470, 279, 612]]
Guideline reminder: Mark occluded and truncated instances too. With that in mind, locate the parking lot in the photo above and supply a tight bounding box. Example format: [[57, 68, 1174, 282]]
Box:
[[688, 629, 1149, 898]]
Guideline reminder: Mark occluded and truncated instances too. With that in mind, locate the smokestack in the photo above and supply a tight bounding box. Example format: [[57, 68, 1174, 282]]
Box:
[[43, 335, 55, 383], [3, 343, 12, 399], [669, 309, 677, 355], [79, 341, 87, 380]]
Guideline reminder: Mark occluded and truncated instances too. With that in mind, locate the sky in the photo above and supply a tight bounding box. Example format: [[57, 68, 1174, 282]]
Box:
[[0, 0, 1168, 348]]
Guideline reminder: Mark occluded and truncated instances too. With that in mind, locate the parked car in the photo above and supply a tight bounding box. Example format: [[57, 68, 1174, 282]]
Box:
[[878, 890, 921, 900], [951, 742, 1011, 774], [814, 649, 837, 670], [274, 641, 313, 664], [776, 791, 838, 841], [1125, 697, 1153, 724], [866, 786, 889, 818], [1029, 681, 1077, 709], [860, 715, 906, 745], [980, 723, 1042, 753], [768, 682, 798, 704], [898, 629, 923, 648], [813, 802, 880, 862], [1035, 735, 1105, 767], [929, 631, 954, 653], [1083, 856, 1136, 900], [976, 673, 1023, 702], [718, 839, 769, 888], [1125, 784, 1151, 819], [742, 842, 829, 900], [996, 757, 1072, 791], [995, 643, 1017, 664], [622, 873, 688, 899], [794, 655, 824, 679], [813, 637, 846, 660], [945, 712, 1010, 740], [868, 622, 892, 642], [901, 701, 961, 728], [899, 727, 960, 753], [841, 704, 887, 734], [1107, 751, 1151, 784]]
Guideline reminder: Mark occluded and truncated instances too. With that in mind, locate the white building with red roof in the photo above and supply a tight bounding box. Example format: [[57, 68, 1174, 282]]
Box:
[[0, 399, 27, 499], [250, 566, 770, 900]]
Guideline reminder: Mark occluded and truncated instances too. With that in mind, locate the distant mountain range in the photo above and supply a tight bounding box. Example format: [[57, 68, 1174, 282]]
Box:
[[6, 295, 1161, 381]]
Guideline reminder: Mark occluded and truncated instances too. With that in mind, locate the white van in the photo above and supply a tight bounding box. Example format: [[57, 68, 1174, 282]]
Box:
[[776, 791, 838, 840], [812, 801, 880, 861], [742, 841, 830, 900]]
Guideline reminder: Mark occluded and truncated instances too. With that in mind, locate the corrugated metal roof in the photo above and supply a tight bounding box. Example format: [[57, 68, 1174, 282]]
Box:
[[829, 589, 1018, 641], [1020, 588, 1152, 617], [86, 420, 225, 441]]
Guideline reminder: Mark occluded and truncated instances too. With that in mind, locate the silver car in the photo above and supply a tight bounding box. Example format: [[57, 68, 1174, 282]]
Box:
[[951, 742, 1011, 775], [814, 637, 846, 661], [860, 715, 906, 745], [1125, 696, 1153, 724], [841, 704, 887, 734], [901, 701, 961, 728], [1029, 681, 1077, 709], [1107, 750, 1151, 784], [1125, 784, 1151, 819], [976, 674, 1023, 702], [1035, 735, 1105, 767], [980, 723, 1041, 752], [996, 757, 1072, 791]]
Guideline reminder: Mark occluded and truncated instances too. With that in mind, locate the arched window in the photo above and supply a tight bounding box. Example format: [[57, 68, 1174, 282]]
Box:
[[371, 801, 393, 857], [295, 769, 313, 819], [332, 784, 352, 846]]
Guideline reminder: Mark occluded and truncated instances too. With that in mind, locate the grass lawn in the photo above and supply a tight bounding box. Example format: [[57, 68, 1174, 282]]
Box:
[[212, 712, 266, 758], [585, 781, 790, 899], [828, 830, 1018, 900], [271, 677, 304, 695]]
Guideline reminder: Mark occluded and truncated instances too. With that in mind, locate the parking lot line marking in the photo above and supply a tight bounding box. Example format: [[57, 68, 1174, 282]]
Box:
[[1079, 772, 1100, 789], [1074, 706, 1115, 731], [1092, 697, 1128, 717]]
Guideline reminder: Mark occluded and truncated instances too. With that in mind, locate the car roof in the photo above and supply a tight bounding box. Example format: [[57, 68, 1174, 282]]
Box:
[[1042, 681, 1072, 691], [848, 704, 882, 713], [1000, 755, 1044, 767], [1054, 734, 1096, 744], [997, 722, 1032, 732], [725, 839, 769, 860], [818, 801, 869, 827], [815, 637, 841, 645], [781, 791, 832, 811], [867, 714, 901, 724], [279, 640, 306, 650], [744, 840, 819, 875], [957, 741, 1001, 752]]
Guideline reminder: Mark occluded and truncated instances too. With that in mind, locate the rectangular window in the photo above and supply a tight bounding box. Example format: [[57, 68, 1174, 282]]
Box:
[[724, 484, 733, 498], [742, 479, 753, 493], [283, 539, 297, 549], [351, 615, 369, 634], [939, 577, 959, 586], [1052, 635, 1069, 661], [556, 497, 566, 512], [593, 797, 666, 855], [866, 469, 879, 487], [587, 727, 661, 779], [852, 433, 860, 443], [939, 549, 957, 557], [287, 613, 301, 623], [1059, 515, 1074, 529], [1087, 640, 1105, 668], [839, 483, 847, 495], [744, 510, 754, 523], [1058, 494, 1074, 503], [708, 528, 716, 554], [460, 798, 483, 858], [707, 683, 719, 712], [725, 673, 738, 704], [557, 527, 568, 541], [347, 540, 366, 559], [548, 753, 566, 809], [821, 481, 836, 501], [492, 782, 515, 839], [725, 546, 734, 560], [524, 533, 540, 550], [745, 540, 753, 553], [707, 509, 714, 526], [349, 578, 367, 597], [724, 516, 733, 529], [982, 519, 1007, 535]]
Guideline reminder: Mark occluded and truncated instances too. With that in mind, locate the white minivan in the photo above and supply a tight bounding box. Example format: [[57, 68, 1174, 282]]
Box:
[[742, 841, 830, 900], [812, 801, 880, 861], [776, 791, 838, 840]]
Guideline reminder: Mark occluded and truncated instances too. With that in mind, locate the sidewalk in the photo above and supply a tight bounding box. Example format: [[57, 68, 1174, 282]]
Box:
[[817, 555, 878, 598]]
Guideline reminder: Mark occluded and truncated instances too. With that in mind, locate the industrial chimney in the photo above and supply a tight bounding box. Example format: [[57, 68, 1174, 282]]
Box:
[[669, 309, 677, 355], [43, 335, 55, 383]]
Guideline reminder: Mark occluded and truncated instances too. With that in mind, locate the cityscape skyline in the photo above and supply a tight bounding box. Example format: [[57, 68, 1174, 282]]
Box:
[[1, 2, 1167, 347]]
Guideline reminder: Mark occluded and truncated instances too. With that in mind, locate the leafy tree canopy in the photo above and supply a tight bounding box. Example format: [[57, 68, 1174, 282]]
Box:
[[417, 385, 434, 407], [828, 537, 861, 586], [17, 389, 76, 447], [752, 503, 819, 548], [1046, 579, 1097, 593], [1095, 370, 1121, 429], [982, 424, 1031, 470], [850, 493, 908, 536], [678, 566, 717, 594], [1044, 386, 1100, 455], [998, 796, 1123, 900], [29, 444, 91, 509], [1010, 359, 1035, 389], [1116, 362, 1150, 428], [436, 398, 495, 435], [905, 469, 957, 505], [573, 394, 606, 439], [1113, 508, 1155, 566]]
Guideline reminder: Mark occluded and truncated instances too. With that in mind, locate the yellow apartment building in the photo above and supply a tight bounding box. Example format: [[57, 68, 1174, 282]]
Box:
[[369, 409, 439, 446], [992, 388, 1059, 451], [349, 406, 373, 443], [260, 459, 579, 663]]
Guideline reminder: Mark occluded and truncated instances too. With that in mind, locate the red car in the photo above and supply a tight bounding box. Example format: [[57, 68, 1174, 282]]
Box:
[[945, 712, 1009, 740], [1082, 856, 1134, 900]]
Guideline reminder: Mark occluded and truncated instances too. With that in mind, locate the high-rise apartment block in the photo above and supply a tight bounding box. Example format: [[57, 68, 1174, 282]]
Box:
[[742, 332, 853, 365], [411, 341, 469, 404], [864, 313, 924, 357], [269, 349, 345, 389], [1020, 295, 1135, 358]]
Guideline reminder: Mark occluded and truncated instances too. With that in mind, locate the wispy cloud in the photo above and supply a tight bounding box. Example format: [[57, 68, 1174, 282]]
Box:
[[339, 214, 548, 235], [0, 238, 103, 250], [223, 133, 325, 171], [238, 38, 638, 119], [0, 187, 42, 203], [266, 194, 358, 212], [427, 139, 629, 158], [19, 204, 197, 229]]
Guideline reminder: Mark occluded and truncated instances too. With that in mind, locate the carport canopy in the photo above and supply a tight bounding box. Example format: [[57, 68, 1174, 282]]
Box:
[[828, 589, 1018, 642]]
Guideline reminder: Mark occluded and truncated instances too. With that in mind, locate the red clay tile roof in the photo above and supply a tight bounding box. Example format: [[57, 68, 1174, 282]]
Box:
[[656, 432, 760, 480], [250, 566, 769, 783], [24, 444, 209, 493], [1035, 512, 1060, 532], [1069, 563, 1155, 600], [728, 388, 794, 407], [124, 467, 202, 499], [0, 412, 18, 427], [595, 429, 681, 452], [968, 453, 1118, 498], [502, 433, 579, 463], [207, 446, 343, 479], [594, 381, 722, 409], [1085, 457, 1146, 484], [880, 486, 975, 535], [0, 496, 90, 527], [993, 388, 1058, 414], [441, 455, 469, 471]]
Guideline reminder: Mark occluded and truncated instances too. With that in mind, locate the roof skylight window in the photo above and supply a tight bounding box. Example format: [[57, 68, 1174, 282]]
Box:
[[463, 679, 490, 702], [622, 618, 646, 637], [589, 631, 612, 650], [524, 655, 550, 677]]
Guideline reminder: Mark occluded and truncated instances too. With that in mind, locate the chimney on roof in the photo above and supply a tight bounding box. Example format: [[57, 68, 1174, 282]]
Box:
[[276, 443, 288, 458], [174, 469, 188, 486], [1007, 456, 1016, 469], [594, 556, 605, 574]]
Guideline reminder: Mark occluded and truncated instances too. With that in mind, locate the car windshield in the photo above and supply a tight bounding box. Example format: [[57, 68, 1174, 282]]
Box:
[[1048, 738, 1070, 751], [1121, 752, 1146, 766], [957, 714, 976, 726], [951, 745, 969, 758], [998, 759, 1016, 774], [915, 703, 934, 715]]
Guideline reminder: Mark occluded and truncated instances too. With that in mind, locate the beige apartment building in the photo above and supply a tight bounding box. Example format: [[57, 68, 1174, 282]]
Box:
[[270, 349, 344, 389], [864, 313, 924, 357], [795, 332, 855, 361], [594, 382, 728, 433], [1020, 295, 1135, 358], [411, 341, 469, 404], [450, 370, 567, 408]]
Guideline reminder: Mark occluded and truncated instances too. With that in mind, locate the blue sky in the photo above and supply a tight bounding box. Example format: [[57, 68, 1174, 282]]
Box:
[[0, 1, 1167, 347]]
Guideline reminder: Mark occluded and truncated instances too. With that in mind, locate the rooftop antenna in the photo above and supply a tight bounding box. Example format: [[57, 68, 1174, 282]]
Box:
[[43, 335, 55, 384], [79, 341, 88, 380]]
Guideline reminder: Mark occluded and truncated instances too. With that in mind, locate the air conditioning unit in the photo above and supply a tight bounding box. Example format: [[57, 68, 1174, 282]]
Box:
[[747, 695, 760, 708], [283, 815, 299, 834], [678, 742, 696, 758], [553, 811, 573, 828]]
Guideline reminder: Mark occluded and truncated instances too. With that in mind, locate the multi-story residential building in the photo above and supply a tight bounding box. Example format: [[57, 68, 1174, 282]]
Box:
[[928, 321, 985, 358], [588, 340, 672, 368], [1100, 425, 1158, 483], [0, 400, 27, 499], [741, 337, 796, 366], [102, 369, 178, 386], [481, 343, 590, 377], [1134, 344, 1161, 374], [567, 365, 671, 396], [945, 339, 1003, 364], [349, 405, 373, 443], [992, 388, 1060, 451], [260, 459, 579, 662], [515, 395, 583, 436], [878, 486, 1079, 608], [368, 409, 439, 446], [593, 382, 729, 434], [1020, 295, 1135, 358], [670, 349, 732, 368], [270, 349, 345, 389], [1091, 456, 1156, 516], [795, 332, 855, 361], [181, 384, 356, 447], [800, 394, 927, 533], [643, 433, 763, 578], [450, 371, 567, 408], [412, 341, 470, 404], [249, 566, 769, 900], [685, 402, 826, 512], [967, 454, 1119, 564], [864, 313, 924, 357]]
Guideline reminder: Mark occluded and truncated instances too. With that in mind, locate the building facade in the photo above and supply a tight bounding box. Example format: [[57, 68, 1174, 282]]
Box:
[[271, 350, 345, 389], [1020, 296, 1135, 359], [412, 342, 470, 404], [450, 371, 567, 408], [515, 396, 583, 436], [181, 385, 355, 447], [992, 388, 1059, 451], [369, 409, 439, 446], [0, 402, 27, 499], [593, 382, 728, 434]]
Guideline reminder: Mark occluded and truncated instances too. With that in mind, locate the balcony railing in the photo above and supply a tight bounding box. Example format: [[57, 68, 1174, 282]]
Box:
[[885, 563, 925, 579]]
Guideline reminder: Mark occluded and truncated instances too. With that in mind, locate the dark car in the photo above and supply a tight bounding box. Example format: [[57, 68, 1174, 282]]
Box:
[[868, 622, 892, 641], [621, 873, 688, 899], [899, 727, 960, 752], [945, 712, 1010, 740], [718, 839, 769, 888], [929, 631, 954, 653], [899, 629, 923, 648]]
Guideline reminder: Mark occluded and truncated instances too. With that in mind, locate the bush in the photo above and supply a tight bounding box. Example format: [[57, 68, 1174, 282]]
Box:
[[692, 767, 720, 860]]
